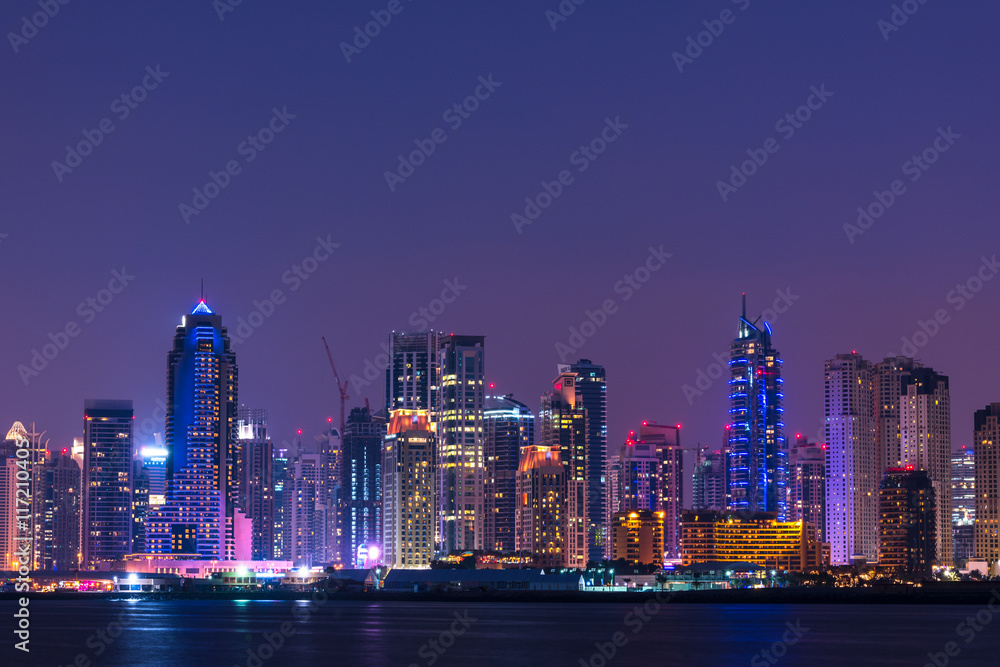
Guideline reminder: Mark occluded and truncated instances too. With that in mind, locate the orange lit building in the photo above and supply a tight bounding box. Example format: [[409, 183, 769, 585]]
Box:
[[611, 510, 664, 565], [680, 511, 828, 571], [516, 446, 583, 567]]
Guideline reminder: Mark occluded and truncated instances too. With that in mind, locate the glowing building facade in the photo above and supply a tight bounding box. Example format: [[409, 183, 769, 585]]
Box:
[[728, 295, 787, 519], [83, 400, 134, 566], [145, 301, 249, 560], [383, 410, 435, 568]]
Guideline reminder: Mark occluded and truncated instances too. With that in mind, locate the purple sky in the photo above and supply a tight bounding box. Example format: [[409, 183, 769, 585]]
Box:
[[3, 1, 999, 471]]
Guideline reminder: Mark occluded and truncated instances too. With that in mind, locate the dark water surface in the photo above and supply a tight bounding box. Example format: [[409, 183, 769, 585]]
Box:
[[14, 599, 1000, 666]]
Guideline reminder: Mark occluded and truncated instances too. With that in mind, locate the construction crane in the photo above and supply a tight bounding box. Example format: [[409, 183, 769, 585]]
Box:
[[321, 336, 349, 436]]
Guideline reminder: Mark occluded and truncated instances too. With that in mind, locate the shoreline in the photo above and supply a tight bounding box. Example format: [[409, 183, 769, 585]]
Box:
[[4, 583, 998, 604]]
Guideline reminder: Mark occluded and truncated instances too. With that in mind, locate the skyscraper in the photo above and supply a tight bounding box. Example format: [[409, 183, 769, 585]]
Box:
[[874, 356, 922, 473], [516, 445, 582, 568], [131, 458, 149, 555], [973, 404, 1000, 566], [237, 408, 274, 561], [339, 406, 385, 566], [878, 468, 936, 580], [824, 353, 876, 565], [437, 334, 485, 553], [383, 410, 435, 568], [728, 295, 787, 519], [484, 394, 533, 553], [36, 451, 82, 571], [540, 372, 588, 568], [641, 422, 683, 560], [952, 446, 976, 562], [607, 435, 660, 518], [272, 445, 289, 560], [789, 435, 826, 542], [899, 367, 952, 565], [559, 359, 607, 564], [83, 400, 134, 566], [145, 300, 249, 560], [692, 447, 727, 511]]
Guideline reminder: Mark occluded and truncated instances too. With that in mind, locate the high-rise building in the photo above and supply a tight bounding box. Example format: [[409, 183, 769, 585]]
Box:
[[692, 447, 727, 511], [318, 427, 342, 565], [36, 451, 82, 571], [540, 372, 587, 568], [516, 445, 582, 568], [383, 410, 435, 568], [83, 400, 134, 566], [641, 422, 683, 561], [386, 331, 440, 414], [145, 300, 249, 560], [611, 510, 664, 566], [607, 435, 660, 519], [339, 407, 385, 566], [131, 458, 149, 555], [874, 356, 922, 473], [952, 446, 976, 562], [899, 368, 951, 565], [878, 468, 936, 580], [237, 408, 274, 561], [824, 352, 876, 565], [272, 445, 289, 560], [789, 435, 826, 542], [287, 448, 322, 566], [559, 359, 607, 564], [437, 334, 485, 554], [974, 404, 1000, 565], [952, 447, 975, 525], [728, 295, 787, 519], [484, 394, 533, 553]]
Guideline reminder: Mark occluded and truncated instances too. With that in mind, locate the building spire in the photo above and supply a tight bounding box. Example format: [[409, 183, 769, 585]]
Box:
[[742, 292, 746, 318]]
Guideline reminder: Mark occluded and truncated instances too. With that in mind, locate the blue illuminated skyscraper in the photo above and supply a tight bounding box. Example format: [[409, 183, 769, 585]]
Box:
[[145, 300, 250, 559], [727, 294, 787, 519]]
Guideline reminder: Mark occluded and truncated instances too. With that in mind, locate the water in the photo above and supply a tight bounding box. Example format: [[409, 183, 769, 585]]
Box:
[[16, 600, 1000, 666]]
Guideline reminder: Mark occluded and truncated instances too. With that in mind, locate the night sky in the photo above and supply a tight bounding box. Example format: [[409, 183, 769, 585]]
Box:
[[3, 1, 999, 475]]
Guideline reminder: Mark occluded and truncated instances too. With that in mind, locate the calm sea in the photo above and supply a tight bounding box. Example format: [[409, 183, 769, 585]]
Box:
[[12, 600, 1000, 666]]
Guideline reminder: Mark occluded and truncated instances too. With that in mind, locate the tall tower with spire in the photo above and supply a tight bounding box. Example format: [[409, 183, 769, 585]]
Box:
[[145, 299, 250, 559], [727, 294, 787, 518]]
